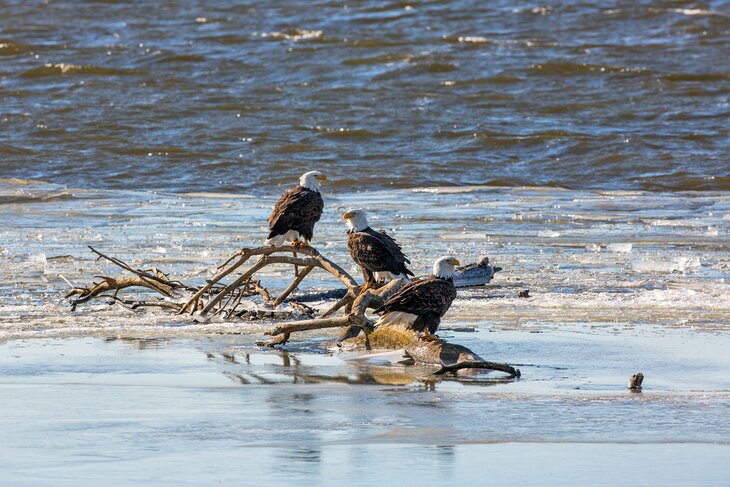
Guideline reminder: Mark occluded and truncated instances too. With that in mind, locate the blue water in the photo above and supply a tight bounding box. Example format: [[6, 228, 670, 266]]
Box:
[[1, 0, 729, 192]]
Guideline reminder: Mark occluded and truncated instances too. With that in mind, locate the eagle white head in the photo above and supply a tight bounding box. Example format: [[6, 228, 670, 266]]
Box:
[[343, 209, 369, 232], [434, 255, 461, 279], [299, 171, 327, 191]]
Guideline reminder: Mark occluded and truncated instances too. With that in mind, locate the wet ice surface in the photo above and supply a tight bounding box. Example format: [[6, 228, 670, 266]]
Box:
[[1, 337, 729, 486], [1, 179, 729, 337], [1, 179, 730, 485]]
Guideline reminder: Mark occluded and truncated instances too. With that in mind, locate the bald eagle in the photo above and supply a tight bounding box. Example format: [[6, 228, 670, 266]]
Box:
[[373, 256, 460, 340], [343, 210, 414, 290], [264, 171, 326, 247]]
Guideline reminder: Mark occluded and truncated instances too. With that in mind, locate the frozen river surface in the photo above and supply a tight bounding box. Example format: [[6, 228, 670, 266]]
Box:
[[1, 179, 729, 485]]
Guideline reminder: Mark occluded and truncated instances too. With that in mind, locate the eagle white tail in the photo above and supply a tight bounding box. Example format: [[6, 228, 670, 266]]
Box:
[[264, 235, 285, 247], [264, 230, 301, 247], [374, 271, 412, 283], [376, 311, 418, 327]]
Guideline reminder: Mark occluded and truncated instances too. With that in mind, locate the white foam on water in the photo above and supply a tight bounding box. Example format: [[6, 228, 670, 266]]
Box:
[[607, 242, 632, 253]]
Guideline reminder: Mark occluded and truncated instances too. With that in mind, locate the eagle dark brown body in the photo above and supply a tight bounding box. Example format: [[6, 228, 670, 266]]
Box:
[[346, 227, 414, 286], [267, 186, 324, 244], [374, 275, 457, 335]]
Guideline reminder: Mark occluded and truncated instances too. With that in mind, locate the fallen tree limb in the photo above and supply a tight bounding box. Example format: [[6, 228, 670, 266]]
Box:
[[272, 265, 315, 306], [67, 245, 369, 322], [65, 275, 176, 310], [434, 361, 521, 377], [89, 246, 189, 291], [67, 245, 518, 378]]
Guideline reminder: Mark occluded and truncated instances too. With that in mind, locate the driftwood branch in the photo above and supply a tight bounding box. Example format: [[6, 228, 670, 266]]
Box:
[[272, 265, 315, 306], [178, 250, 252, 314], [67, 245, 518, 379], [68, 245, 362, 321], [434, 361, 521, 377], [65, 275, 176, 310], [261, 278, 405, 346], [320, 291, 355, 318], [88, 246, 189, 291], [264, 316, 350, 337]]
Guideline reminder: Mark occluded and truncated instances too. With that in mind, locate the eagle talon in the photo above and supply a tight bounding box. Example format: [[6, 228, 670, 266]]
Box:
[[358, 282, 375, 294], [420, 332, 440, 342], [291, 240, 310, 249]]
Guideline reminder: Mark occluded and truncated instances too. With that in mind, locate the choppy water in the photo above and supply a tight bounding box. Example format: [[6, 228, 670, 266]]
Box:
[[1, 1, 729, 192]]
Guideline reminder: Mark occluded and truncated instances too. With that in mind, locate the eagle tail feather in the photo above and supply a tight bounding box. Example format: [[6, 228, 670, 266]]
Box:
[[376, 311, 418, 327]]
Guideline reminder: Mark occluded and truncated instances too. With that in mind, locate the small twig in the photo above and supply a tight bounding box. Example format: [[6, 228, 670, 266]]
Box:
[[320, 292, 355, 318], [289, 301, 316, 316], [272, 265, 315, 306], [109, 296, 182, 311], [57, 274, 76, 289], [216, 249, 246, 270]]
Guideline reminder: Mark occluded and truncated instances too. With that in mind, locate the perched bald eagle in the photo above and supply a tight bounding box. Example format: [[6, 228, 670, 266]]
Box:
[[264, 171, 326, 247], [373, 256, 460, 339], [343, 210, 414, 290]]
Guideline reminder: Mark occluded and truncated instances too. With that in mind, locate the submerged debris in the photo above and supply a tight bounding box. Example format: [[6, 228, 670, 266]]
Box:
[[628, 372, 644, 392]]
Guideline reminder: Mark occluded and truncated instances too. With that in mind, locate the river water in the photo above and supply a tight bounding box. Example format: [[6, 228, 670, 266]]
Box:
[[2, 0, 730, 485], [1, 1, 729, 192]]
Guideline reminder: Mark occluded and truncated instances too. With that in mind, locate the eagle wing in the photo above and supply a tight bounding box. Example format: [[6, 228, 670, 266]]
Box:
[[267, 187, 324, 240], [375, 230, 411, 263], [375, 229, 414, 276], [347, 231, 406, 276], [378, 276, 456, 318]]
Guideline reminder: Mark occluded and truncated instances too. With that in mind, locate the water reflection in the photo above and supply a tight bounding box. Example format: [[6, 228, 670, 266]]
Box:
[[103, 336, 171, 350], [205, 349, 516, 389]]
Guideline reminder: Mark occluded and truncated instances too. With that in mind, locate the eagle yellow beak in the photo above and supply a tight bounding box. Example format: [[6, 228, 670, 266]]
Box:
[[316, 174, 328, 181], [450, 258, 461, 266], [343, 212, 352, 219]]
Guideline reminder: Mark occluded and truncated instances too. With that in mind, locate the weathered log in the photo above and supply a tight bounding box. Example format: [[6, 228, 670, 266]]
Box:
[[434, 361, 521, 377], [265, 316, 350, 336], [67, 246, 517, 378], [339, 323, 520, 377]]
